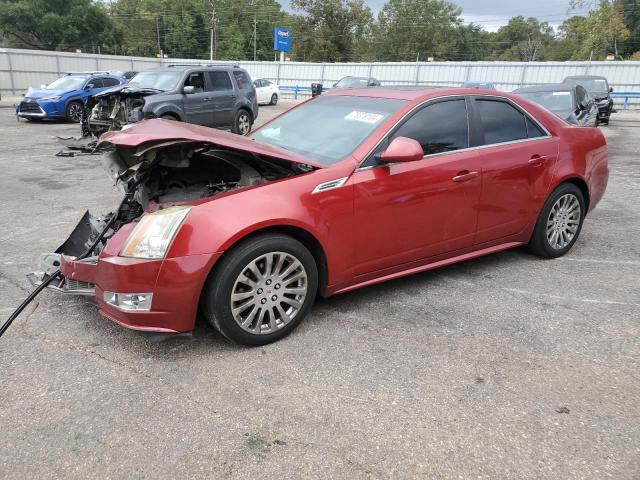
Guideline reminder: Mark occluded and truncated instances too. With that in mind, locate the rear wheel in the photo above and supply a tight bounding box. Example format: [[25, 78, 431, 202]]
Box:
[[160, 113, 179, 121], [65, 101, 83, 123], [232, 109, 252, 135], [527, 183, 585, 258], [201, 234, 318, 346], [270, 93, 278, 106]]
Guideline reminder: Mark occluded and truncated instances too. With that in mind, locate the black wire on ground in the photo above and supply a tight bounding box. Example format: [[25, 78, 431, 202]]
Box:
[[0, 193, 132, 340]]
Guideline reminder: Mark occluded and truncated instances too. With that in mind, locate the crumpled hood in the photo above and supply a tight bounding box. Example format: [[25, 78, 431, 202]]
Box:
[[24, 88, 68, 100], [99, 119, 326, 169], [91, 84, 161, 99]]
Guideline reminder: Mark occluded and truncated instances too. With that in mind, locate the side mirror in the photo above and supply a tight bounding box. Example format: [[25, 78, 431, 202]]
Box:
[[183, 85, 195, 94], [379, 137, 424, 163], [85, 83, 94, 90], [609, 86, 613, 93]]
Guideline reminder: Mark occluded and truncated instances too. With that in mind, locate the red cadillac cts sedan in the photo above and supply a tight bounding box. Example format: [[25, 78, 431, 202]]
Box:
[[34, 87, 609, 346]]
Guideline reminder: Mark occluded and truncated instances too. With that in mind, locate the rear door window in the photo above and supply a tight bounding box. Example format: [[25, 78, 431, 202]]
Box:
[[207, 71, 233, 91], [476, 99, 528, 145], [102, 77, 120, 87], [391, 99, 469, 155]]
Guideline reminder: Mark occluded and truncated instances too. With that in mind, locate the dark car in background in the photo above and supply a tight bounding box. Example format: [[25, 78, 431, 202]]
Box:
[[85, 65, 258, 137], [513, 83, 598, 126], [563, 75, 614, 125], [17, 72, 125, 122], [333, 76, 381, 88], [461, 81, 496, 90]]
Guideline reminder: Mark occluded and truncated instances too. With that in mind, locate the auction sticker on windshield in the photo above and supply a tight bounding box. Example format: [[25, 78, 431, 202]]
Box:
[[553, 92, 571, 96], [345, 111, 384, 124]]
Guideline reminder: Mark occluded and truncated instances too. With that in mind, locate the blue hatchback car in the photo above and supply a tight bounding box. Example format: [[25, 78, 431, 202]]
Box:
[[17, 72, 125, 122]]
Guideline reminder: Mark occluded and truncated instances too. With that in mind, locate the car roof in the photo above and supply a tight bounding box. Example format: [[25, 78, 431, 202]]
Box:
[[147, 65, 242, 73], [324, 85, 465, 100], [564, 75, 607, 80], [514, 83, 575, 93]]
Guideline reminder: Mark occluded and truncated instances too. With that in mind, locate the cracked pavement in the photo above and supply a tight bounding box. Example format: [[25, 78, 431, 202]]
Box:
[[0, 102, 639, 479]]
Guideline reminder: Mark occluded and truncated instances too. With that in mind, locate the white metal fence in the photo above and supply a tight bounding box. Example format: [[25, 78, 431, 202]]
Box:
[[2, 47, 640, 107]]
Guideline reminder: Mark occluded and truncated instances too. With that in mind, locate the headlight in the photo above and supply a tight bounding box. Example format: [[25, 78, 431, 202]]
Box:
[[120, 206, 191, 259], [41, 96, 61, 101]]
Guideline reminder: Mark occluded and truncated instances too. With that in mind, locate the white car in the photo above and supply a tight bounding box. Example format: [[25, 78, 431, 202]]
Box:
[[253, 79, 280, 106]]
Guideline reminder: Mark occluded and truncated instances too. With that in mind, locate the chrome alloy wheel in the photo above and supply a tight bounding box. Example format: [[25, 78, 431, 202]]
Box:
[[238, 113, 251, 134], [230, 252, 308, 334], [546, 193, 581, 250], [68, 103, 83, 122]]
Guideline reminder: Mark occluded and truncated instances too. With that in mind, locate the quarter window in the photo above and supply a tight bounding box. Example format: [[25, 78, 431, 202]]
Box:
[[476, 99, 529, 144], [391, 99, 469, 155], [525, 117, 545, 138], [232, 71, 251, 90], [207, 71, 233, 91]]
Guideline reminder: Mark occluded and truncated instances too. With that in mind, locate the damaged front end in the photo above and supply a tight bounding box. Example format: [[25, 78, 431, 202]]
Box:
[[84, 85, 160, 138], [29, 120, 320, 333]]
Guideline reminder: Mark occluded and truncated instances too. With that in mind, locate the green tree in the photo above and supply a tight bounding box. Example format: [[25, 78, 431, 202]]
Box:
[[374, 0, 461, 61], [570, 0, 631, 59], [492, 17, 556, 61], [0, 0, 121, 51], [617, 0, 640, 57], [290, 0, 374, 61], [552, 16, 589, 60]]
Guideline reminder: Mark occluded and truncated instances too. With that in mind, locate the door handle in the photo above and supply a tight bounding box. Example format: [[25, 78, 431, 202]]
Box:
[[528, 155, 549, 166], [452, 170, 479, 183]]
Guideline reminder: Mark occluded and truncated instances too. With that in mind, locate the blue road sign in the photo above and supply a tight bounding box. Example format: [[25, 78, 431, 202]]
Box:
[[273, 27, 292, 52]]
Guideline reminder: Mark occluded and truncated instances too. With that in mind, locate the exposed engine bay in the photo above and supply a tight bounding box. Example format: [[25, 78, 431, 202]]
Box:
[[88, 142, 309, 253], [82, 86, 158, 137], [30, 140, 313, 290]]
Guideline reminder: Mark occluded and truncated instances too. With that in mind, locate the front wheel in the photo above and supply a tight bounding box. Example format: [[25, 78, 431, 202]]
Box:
[[201, 234, 318, 346], [65, 101, 84, 123], [270, 93, 278, 106], [232, 109, 252, 135], [527, 183, 585, 258]]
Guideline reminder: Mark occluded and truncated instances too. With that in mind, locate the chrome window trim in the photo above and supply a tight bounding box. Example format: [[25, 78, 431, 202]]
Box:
[[354, 93, 552, 172]]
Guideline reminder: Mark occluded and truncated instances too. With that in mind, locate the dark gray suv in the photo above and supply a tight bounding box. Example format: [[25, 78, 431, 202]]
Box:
[[85, 65, 258, 136]]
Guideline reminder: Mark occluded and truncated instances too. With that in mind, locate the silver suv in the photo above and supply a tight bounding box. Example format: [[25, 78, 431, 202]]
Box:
[[85, 65, 259, 136]]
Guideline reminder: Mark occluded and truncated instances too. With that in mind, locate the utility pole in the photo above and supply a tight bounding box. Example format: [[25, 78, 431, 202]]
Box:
[[156, 16, 162, 58], [253, 15, 257, 61], [210, 9, 216, 61]]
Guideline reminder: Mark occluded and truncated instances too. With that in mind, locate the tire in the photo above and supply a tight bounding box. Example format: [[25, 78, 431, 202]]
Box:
[[201, 234, 318, 346], [160, 113, 179, 121], [270, 93, 278, 106], [231, 109, 252, 135], [527, 183, 586, 259], [65, 101, 84, 123]]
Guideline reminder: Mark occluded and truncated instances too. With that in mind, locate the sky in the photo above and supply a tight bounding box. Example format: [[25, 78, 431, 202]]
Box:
[[283, 0, 595, 32]]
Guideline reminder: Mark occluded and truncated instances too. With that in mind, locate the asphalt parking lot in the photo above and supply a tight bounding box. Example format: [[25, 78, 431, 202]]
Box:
[[0, 100, 639, 479]]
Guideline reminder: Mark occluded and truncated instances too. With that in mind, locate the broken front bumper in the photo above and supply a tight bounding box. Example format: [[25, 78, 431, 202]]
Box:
[[30, 250, 222, 334]]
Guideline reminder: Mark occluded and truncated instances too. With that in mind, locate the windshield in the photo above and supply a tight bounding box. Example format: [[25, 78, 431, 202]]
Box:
[[128, 71, 183, 91], [567, 78, 608, 93], [335, 77, 370, 88], [46, 76, 87, 90], [251, 96, 405, 165], [518, 91, 574, 113]]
